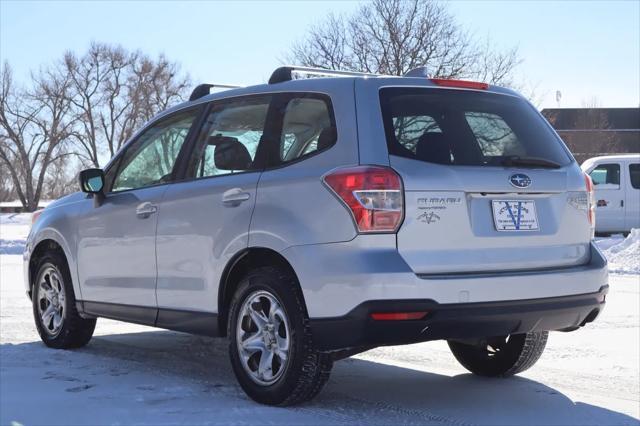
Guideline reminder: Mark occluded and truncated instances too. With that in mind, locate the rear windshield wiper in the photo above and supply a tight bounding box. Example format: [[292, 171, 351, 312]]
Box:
[[500, 156, 563, 169]]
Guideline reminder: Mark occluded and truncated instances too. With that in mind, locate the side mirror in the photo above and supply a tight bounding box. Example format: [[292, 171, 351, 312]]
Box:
[[79, 168, 105, 194]]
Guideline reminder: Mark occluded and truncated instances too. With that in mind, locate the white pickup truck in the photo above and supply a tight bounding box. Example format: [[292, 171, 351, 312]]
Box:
[[581, 154, 640, 235]]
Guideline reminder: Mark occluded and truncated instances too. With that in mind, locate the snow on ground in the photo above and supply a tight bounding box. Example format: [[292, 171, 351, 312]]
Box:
[[0, 213, 31, 255], [1, 214, 639, 425]]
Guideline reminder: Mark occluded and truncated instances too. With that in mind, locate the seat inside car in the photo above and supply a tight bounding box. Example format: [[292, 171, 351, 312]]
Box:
[[211, 135, 252, 171], [416, 132, 452, 165], [316, 125, 337, 151]]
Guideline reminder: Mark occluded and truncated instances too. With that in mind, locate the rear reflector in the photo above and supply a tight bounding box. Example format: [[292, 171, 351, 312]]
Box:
[[323, 165, 404, 233], [430, 78, 489, 90], [584, 172, 596, 238], [370, 312, 427, 321]]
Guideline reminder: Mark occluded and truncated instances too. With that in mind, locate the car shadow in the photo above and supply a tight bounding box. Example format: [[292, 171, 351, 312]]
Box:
[[2, 329, 637, 425]]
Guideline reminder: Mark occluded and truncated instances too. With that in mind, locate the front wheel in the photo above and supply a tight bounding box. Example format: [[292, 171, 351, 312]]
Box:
[[32, 252, 96, 349], [448, 331, 548, 377], [228, 266, 332, 406]]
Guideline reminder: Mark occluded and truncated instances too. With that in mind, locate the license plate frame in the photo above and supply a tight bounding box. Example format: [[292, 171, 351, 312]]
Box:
[[491, 200, 539, 231]]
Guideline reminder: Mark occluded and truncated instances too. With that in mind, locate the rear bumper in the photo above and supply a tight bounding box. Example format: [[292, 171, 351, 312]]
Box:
[[310, 285, 608, 351], [284, 235, 608, 318]]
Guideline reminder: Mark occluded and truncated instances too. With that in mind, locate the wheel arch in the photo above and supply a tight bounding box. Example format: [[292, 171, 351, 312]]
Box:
[[217, 247, 307, 337], [29, 239, 68, 295]]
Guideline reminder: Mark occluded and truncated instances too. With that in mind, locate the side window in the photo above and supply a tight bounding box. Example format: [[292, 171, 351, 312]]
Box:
[[112, 110, 198, 192], [589, 163, 621, 188], [629, 164, 640, 190], [279, 95, 336, 163], [189, 96, 271, 179]]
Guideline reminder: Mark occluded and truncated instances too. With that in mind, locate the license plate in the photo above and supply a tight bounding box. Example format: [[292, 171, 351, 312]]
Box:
[[492, 200, 539, 231]]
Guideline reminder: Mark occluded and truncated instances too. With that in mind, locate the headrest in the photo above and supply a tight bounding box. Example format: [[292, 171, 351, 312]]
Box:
[[317, 126, 337, 151], [212, 136, 252, 171], [416, 132, 452, 165]]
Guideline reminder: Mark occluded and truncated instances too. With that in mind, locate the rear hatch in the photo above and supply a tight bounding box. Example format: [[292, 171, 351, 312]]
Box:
[[379, 86, 592, 274]]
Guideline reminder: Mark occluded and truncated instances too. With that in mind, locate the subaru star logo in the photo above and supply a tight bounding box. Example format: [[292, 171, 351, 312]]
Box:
[[509, 173, 531, 188]]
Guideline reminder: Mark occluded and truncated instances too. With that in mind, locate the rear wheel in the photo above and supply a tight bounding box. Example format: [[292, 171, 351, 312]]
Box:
[[228, 266, 332, 406], [448, 331, 548, 377], [32, 252, 96, 349]]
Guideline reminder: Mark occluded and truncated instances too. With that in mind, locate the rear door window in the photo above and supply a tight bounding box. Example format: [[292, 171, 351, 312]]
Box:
[[590, 163, 620, 189], [379, 88, 571, 167], [187, 96, 271, 179]]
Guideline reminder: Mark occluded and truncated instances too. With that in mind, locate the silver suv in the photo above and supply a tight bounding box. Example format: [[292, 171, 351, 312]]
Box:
[[25, 66, 608, 405]]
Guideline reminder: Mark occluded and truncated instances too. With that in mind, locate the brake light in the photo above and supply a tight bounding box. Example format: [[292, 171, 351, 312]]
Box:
[[323, 166, 404, 233], [430, 78, 489, 90], [584, 173, 596, 238], [371, 312, 428, 321]]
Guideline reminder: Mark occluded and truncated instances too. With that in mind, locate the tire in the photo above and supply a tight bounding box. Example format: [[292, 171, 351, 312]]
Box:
[[228, 266, 332, 406], [32, 251, 96, 349], [448, 331, 548, 377]]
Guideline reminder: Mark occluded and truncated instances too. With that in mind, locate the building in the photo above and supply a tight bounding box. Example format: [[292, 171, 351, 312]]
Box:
[[541, 107, 639, 164]]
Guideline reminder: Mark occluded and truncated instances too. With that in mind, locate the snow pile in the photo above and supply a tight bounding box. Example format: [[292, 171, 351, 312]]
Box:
[[600, 229, 640, 274], [0, 213, 31, 255]]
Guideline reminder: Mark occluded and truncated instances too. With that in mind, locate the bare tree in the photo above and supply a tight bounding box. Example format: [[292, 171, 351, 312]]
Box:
[[125, 53, 191, 136], [0, 44, 189, 210], [289, 0, 521, 85], [0, 63, 74, 211], [0, 167, 16, 202], [41, 155, 78, 201], [64, 43, 190, 166], [64, 43, 128, 166]]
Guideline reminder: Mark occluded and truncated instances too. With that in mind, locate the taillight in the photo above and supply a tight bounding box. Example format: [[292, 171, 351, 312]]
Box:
[[584, 173, 596, 238], [430, 78, 489, 90], [323, 165, 404, 233]]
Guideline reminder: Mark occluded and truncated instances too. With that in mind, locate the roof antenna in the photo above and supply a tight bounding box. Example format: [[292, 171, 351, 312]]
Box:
[[404, 67, 429, 78]]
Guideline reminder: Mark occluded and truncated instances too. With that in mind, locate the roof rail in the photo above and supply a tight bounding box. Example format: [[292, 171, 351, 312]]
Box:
[[189, 83, 243, 101], [269, 66, 382, 84]]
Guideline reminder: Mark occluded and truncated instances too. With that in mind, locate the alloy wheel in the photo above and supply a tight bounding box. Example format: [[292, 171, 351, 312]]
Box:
[[235, 290, 291, 386], [37, 266, 66, 337]]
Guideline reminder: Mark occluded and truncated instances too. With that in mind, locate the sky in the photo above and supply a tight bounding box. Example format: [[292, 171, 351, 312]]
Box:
[[1, 0, 638, 109]]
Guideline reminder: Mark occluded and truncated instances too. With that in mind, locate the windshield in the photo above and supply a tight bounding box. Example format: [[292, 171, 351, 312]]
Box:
[[379, 88, 572, 167]]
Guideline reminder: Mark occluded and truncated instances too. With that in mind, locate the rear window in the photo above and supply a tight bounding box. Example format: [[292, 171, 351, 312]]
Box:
[[379, 88, 572, 167]]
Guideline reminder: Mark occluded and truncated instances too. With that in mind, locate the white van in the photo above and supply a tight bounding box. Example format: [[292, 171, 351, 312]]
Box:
[[582, 154, 640, 235]]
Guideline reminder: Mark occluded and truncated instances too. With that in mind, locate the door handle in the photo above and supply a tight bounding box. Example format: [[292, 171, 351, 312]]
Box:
[[222, 188, 251, 206], [136, 202, 158, 218]]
